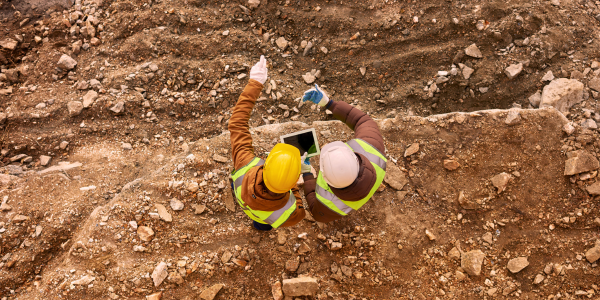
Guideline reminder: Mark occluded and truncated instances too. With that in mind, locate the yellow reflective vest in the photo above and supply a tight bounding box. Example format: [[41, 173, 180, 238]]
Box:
[[231, 157, 297, 228], [315, 139, 387, 216]]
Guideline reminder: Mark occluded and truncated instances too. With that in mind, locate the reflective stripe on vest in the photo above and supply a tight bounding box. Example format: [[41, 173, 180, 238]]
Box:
[[230, 157, 297, 228], [315, 139, 387, 216]]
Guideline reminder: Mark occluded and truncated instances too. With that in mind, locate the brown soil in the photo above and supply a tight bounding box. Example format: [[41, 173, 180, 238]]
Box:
[[1, 0, 600, 299]]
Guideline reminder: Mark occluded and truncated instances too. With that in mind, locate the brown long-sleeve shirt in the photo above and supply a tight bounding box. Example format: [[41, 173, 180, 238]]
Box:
[[303, 100, 385, 223], [228, 79, 305, 227]]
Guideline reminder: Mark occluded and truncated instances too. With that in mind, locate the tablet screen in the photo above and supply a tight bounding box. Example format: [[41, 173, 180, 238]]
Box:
[[282, 131, 318, 156]]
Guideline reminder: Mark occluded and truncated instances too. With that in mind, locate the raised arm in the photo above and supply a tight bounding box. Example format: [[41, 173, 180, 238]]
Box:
[[326, 100, 385, 154], [229, 56, 268, 170]]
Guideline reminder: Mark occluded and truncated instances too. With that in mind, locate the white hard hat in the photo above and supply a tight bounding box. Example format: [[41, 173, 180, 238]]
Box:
[[320, 141, 359, 189]]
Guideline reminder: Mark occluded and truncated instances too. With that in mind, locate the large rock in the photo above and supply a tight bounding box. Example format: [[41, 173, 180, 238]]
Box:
[[67, 101, 83, 117], [151, 262, 168, 287], [384, 162, 409, 190], [586, 182, 600, 195], [57, 54, 77, 70], [282, 277, 319, 296], [200, 284, 224, 300], [461, 250, 485, 276], [507, 257, 529, 273], [540, 78, 584, 113], [586, 245, 600, 263], [564, 150, 599, 176]]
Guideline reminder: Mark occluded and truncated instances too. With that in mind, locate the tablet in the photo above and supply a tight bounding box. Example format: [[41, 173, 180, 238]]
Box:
[[280, 128, 321, 158]]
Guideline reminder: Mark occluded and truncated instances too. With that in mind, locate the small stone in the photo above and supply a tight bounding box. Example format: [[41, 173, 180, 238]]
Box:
[[359, 67, 366, 76], [302, 73, 316, 84], [462, 66, 474, 79], [529, 91, 542, 107], [122, 143, 133, 150], [384, 162, 409, 190], [271, 281, 284, 300], [213, 154, 228, 163], [222, 30, 229, 36], [443, 159, 460, 170], [286, 259, 299, 272], [542, 71, 554, 82], [152, 262, 168, 287], [110, 101, 125, 114], [276, 37, 288, 50], [193, 204, 206, 215], [221, 250, 232, 263], [57, 54, 77, 70], [282, 277, 319, 297], [67, 101, 83, 117], [0, 38, 18, 50], [155, 204, 172, 222], [464, 44, 482, 58], [507, 257, 529, 273], [425, 230, 436, 241], [449, 247, 461, 260], [0, 203, 12, 211], [248, 0, 261, 9], [320, 47, 328, 54], [482, 232, 493, 244], [461, 250, 485, 276], [505, 63, 523, 80], [298, 242, 311, 255], [146, 292, 162, 300], [457, 191, 478, 210], [586, 182, 600, 195], [40, 155, 51, 166], [455, 270, 467, 281], [585, 245, 600, 263], [187, 182, 199, 192], [491, 172, 511, 193], [581, 119, 598, 129], [82, 90, 98, 108], [563, 122, 575, 135], [13, 215, 29, 222], [170, 198, 184, 211], [589, 77, 600, 92], [564, 150, 600, 176], [330, 242, 342, 250], [71, 275, 95, 285], [533, 274, 545, 284], [404, 143, 419, 157], [200, 284, 224, 300], [137, 226, 154, 242]]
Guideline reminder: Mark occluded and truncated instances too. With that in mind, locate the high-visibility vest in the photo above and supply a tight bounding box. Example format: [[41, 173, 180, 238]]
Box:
[[315, 139, 387, 216], [231, 157, 297, 228]]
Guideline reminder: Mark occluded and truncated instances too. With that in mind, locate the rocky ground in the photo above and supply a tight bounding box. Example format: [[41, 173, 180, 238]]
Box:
[[1, 0, 600, 299]]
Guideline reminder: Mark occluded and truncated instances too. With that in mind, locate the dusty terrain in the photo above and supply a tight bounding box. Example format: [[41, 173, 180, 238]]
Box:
[[1, 0, 600, 299]]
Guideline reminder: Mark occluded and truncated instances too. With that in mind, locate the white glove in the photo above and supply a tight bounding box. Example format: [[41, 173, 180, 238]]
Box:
[[249, 55, 268, 85], [300, 152, 311, 174]]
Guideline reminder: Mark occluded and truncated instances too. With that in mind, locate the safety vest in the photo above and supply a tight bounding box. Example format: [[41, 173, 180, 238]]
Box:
[[315, 139, 387, 216], [231, 157, 297, 228]]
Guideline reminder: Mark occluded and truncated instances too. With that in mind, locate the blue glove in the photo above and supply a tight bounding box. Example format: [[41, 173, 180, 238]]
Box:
[[302, 84, 330, 106], [300, 152, 311, 174]]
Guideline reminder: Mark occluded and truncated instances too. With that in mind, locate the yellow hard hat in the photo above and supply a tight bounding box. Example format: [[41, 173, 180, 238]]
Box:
[[263, 143, 301, 194]]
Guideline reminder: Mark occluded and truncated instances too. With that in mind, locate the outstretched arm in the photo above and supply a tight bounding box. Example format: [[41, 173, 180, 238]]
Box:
[[326, 100, 385, 154], [229, 56, 268, 170]]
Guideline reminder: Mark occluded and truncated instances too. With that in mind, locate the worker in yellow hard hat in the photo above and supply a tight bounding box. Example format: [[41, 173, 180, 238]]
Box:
[[228, 56, 306, 231]]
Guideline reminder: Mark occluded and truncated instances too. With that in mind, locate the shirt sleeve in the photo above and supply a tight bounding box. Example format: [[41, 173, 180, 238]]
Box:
[[326, 100, 386, 154], [228, 79, 264, 170]]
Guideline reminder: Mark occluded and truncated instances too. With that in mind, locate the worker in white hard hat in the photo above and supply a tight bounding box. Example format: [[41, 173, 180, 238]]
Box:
[[299, 84, 387, 222]]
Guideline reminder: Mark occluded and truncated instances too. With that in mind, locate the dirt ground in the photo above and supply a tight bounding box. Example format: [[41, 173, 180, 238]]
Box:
[[1, 0, 600, 299]]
